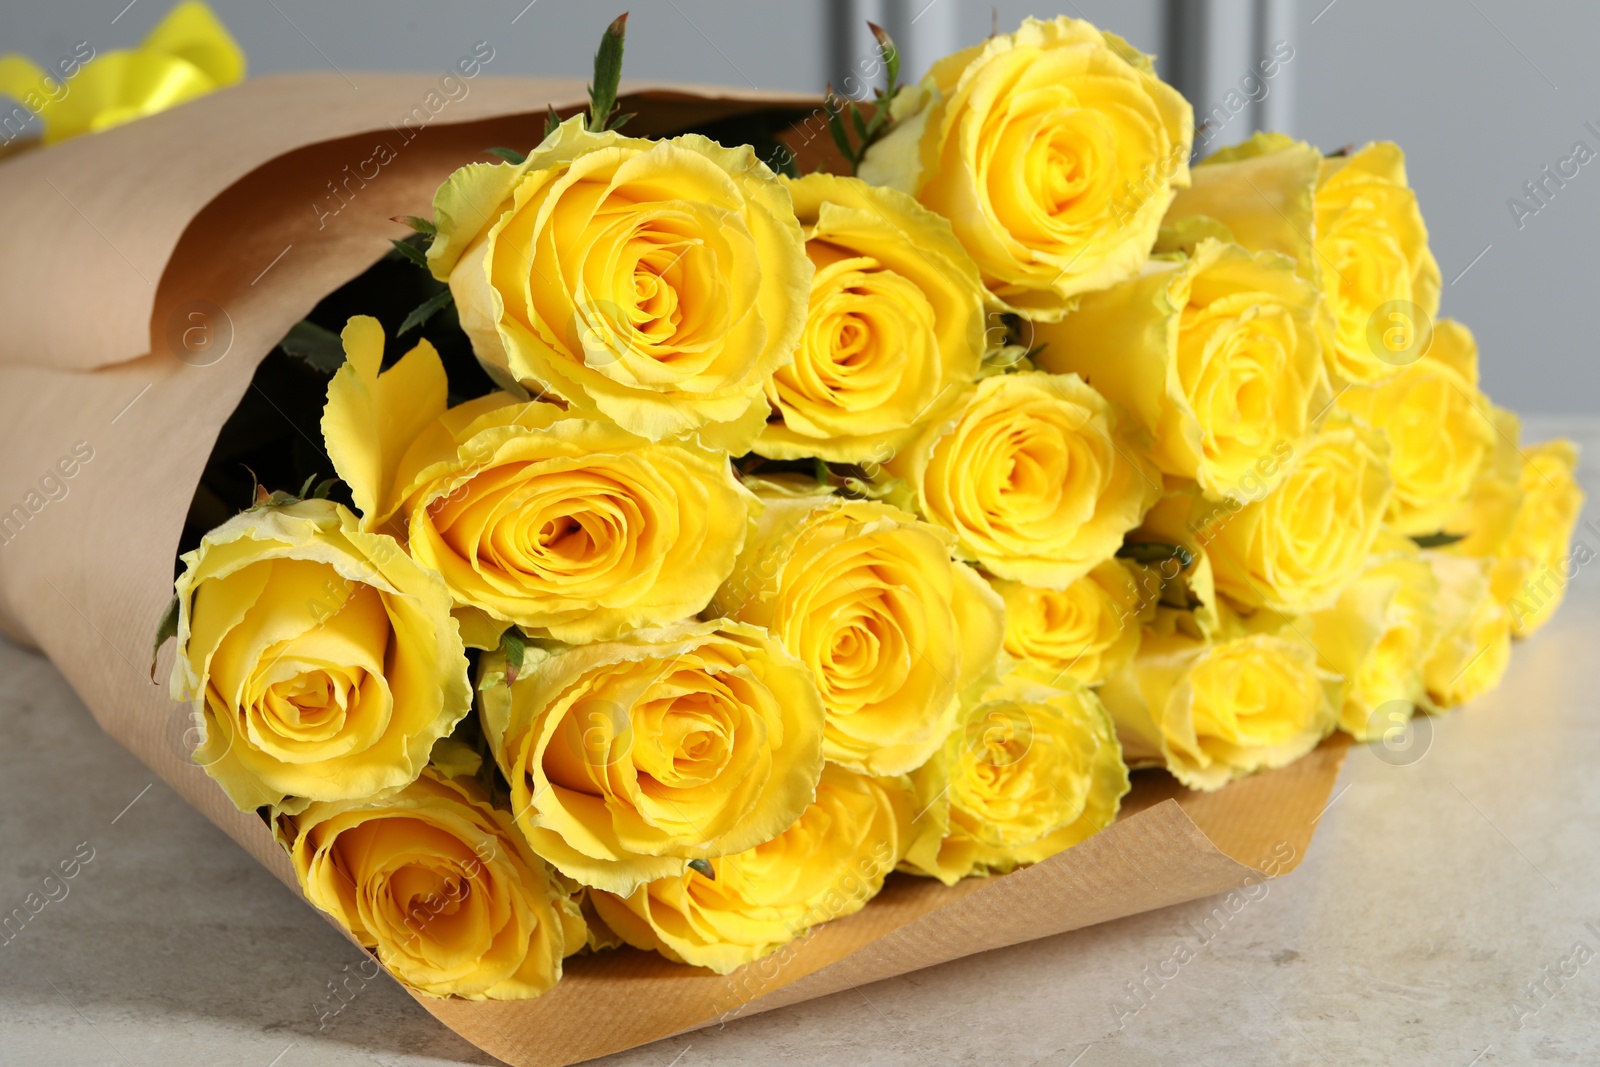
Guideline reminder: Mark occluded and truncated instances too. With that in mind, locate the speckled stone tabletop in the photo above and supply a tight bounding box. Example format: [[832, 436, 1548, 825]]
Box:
[[2, 416, 1596, 1067]]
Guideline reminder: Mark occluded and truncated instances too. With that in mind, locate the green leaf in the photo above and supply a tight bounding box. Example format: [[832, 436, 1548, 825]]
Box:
[[500, 628, 527, 685], [545, 104, 563, 140], [389, 237, 430, 270], [824, 92, 856, 172], [605, 110, 635, 132], [486, 146, 526, 165], [848, 101, 869, 144], [277, 319, 345, 373], [150, 593, 179, 682], [1412, 531, 1467, 549], [297, 472, 318, 498], [867, 21, 900, 93], [1116, 541, 1195, 569], [687, 858, 715, 879], [310, 477, 340, 500], [398, 288, 455, 335], [587, 12, 629, 133]]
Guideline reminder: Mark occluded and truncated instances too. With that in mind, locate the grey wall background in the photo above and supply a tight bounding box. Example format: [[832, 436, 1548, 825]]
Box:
[[0, 0, 1593, 413]]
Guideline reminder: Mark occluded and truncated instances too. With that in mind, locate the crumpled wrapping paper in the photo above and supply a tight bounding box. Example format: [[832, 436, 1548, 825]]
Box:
[[0, 73, 1348, 1067]]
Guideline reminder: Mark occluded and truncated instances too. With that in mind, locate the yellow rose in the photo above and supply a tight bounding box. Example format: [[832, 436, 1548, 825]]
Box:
[[1033, 238, 1328, 499], [322, 317, 755, 644], [1162, 134, 1441, 386], [479, 619, 826, 895], [1308, 531, 1439, 739], [1423, 552, 1511, 708], [427, 117, 811, 451], [991, 560, 1147, 687], [1336, 320, 1495, 535], [1162, 132, 1321, 273], [1099, 627, 1336, 791], [1453, 434, 1586, 638], [587, 764, 907, 974], [0, 0, 245, 143], [755, 173, 986, 463], [1204, 414, 1393, 614], [887, 371, 1160, 587], [169, 499, 469, 812], [1315, 142, 1442, 385], [712, 493, 1003, 776], [285, 770, 585, 1000], [860, 16, 1192, 317], [1498, 441, 1586, 636], [901, 676, 1129, 884]]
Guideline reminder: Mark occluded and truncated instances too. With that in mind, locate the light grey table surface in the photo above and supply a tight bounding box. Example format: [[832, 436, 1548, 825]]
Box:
[[2, 416, 1596, 1067]]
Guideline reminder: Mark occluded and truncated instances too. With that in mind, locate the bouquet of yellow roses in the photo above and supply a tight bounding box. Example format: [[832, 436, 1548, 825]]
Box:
[[0, 7, 1583, 1065]]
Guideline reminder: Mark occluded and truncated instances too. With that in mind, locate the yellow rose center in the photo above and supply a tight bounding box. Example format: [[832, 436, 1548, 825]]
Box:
[[1179, 296, 1305, 491]]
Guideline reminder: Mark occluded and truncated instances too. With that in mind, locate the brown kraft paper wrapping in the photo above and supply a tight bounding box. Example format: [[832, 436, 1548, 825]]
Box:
[[0, 73, 1350, 1067]]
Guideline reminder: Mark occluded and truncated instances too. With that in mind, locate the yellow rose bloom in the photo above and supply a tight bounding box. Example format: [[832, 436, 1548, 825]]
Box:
[[1423, 552, 1511, 709], [1315, 142, 1442, 385], [860, 15, 1193, 317], [1099, 627, 1336, 791], [755, 173, 986, 463], [285, 770, 585, 1000], [427, 117, 811, 451], [1336, 320, 1495, 535], [1033, 238, 1329, 499], [0, 0, 244, 144], [1456, 437, 1587, 638], [322, 317, 755, 644], [1308, 531, 1439, 739], [169, 499, 470, 812], [887, 371, 1160, 587], [1205, 414, 1393, 614], [1163, 134, 1441, 386], [992, 560, 1147, 687], [1497, 440, 1586, 636], [901, 676, 1129, 884], [712, 493, 1003, 776], [588, 764, 907, 974], [479, 619, 826, 895], [1163, 132, 1321, 273]]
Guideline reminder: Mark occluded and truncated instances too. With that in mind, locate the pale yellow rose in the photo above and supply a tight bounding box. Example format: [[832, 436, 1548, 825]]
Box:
[[588, 764, 907, 974], [322, 317, 755, 644], [1497, 440, 1586, 636], [1336, 320, 1494, 535], [991, 560, 1148, 688], [479, 619, 826, 895], [1315, 142, 1442, 385], [1033, 238, 1328, 499], [1163, 132, 1320, 273], [1099, 626, 1336, 791], [887, 371, 1160, 587], [169, 499, 469, 812], [427, 117, 811, 451], [1450, 430, 1586, 638], [1163, 134, 1441, 386], [712, 493, 1003, 776], [901, 676, 1128, 884], [285, 770, 585, 1000], [755, 173, 986, 463], [1205, 414, 1393, 614], [1308, 531, 1439, 739], [1422, 552, 1511, 709], [860, 16, 1192, 317]]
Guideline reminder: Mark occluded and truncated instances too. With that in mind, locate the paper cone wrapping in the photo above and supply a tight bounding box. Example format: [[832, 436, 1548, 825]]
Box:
[[0, 74, 1348, 1067]]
